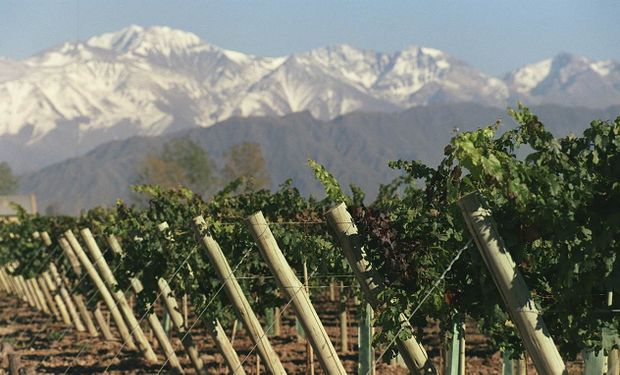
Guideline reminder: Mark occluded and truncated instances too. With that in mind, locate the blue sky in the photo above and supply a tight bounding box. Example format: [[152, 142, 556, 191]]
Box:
[[0, 0, 618, 75]]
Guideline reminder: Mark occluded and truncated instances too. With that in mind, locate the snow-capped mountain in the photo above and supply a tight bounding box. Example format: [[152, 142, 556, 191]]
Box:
[[0, 25, 618, 172], [505, 53, 620, 108]]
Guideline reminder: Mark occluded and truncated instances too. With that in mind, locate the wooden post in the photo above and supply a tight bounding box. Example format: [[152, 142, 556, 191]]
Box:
[[0, 266, 10, 292], [49, 263, 85, 332], [130, 278, 185, 374], [458, 323, 465, 375], [502, 351, 514, 375], [8, 264, 27, 303], [515, 355, 526, 375], [73, 294, 100, 337], [329, 279, 336, 302], [303, 260, 315, 375], [457, 193, 566, 375], [584, 350, 605, 374], [58, 237, 101, 335], [183, 294, 189, 327], [0, 267, 13, 294], [42, 271, 72, 326], [327, 203, 436, 374], [19, 276, 37, 308], [94, 304, 115, 341], [157, 222, 244, 375], [247, 211, 347, 375], [37, 276, 59, 319], [193, 215, 286, 375], [8, 352, 21, 375], [359, 303, 374, 375], [28, 278, 48, 313], [339, 289, 348, 354], [274, 307, 282, 336], [63, 230, 137, 350], [208, 319, 246, 375], [35, 232, 65, 322], [106, 234, 184, 373], [608, 349, 619, 375], [296, 317, 306, 342], [265, 308, 275, 336], [157, 278, 209, 375], [80, 228, 157, 362], [445, 323, 460, 375], [608, 290, 619, 375], [3, 266, 19, 296], [31, 277, 51, 314]]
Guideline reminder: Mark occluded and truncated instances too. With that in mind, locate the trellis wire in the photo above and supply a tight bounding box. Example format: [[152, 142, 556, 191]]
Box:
[[367, 238, 473, 375]]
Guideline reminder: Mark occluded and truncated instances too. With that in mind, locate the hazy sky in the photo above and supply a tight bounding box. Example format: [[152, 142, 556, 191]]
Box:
[[1, 0, 618, 75]]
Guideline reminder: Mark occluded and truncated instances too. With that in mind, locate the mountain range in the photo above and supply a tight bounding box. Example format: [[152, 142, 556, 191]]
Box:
[[2, 25, 620, 173], [18, 103, 620, 215]]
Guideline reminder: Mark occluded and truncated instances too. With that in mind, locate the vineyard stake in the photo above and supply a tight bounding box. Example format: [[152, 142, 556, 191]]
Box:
[[38, 232, 71, 324], [6, 266, 22, 297], [30, 277, 50, 314], [0, 266, 10, 292], [157, 278, 209, 375], [502, 351, 513, 375], [0, 267, 15, 294], [37, 276, 60, 319], [42, 271, 72, 326], [583, 350, 605, 374], [49, 262, 85, 332], [73, 293, 100, 337], [80, 228, 158, 362], [7, 264, 27, 303], [457, 192, 567, 375], [17, 275, 37, 308], [515, 355, 526, 375], [105, 235, 185, 374], [58, 237, 100, 336], [458, 323, 465, 375], [274, 307, 281, 336], [338, 284, 347, 354], [246, 211, 347, 375], [93, 303, 115, 341], [326, 202, 436, 374], [303, 260, 315, 375], [359, 303, 374, 375], [8, 352, 20, 375], [27, 278, 47, 312], [63, 230, 137, 349], [194, 215, 286, 375], [609, 349, 619, 375], [157, 221, 245, 375], [130, 278, 185, 374], [445, 323, 460, 375]]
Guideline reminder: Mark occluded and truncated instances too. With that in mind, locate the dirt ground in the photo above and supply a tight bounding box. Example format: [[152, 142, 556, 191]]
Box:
[[0, 291, 584, 374]]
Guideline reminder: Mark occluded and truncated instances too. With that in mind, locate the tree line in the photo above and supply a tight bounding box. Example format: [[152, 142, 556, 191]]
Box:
[[136, 138, 270, 198]]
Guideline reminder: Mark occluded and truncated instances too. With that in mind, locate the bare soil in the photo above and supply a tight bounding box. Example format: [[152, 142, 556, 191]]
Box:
[[0, 291, 584, 374]]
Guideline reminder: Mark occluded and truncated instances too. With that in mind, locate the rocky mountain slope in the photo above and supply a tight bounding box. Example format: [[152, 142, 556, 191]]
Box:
[[18, 103, 620, 215], [2, 25, 618, 172]]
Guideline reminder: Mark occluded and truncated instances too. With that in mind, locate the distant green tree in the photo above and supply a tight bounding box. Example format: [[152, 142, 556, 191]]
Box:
[[136, 138, 217, 195], [0, 162, 18, 194], [222, 142, 270, 191]]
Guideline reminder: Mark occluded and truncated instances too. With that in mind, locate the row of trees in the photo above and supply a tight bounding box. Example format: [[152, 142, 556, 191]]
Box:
[[136, 139, 270, 197]]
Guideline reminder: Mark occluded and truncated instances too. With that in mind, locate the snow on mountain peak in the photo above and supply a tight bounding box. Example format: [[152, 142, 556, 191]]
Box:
[[509, 58, 553, 93], [1, 24, 619, 173], [87, 25, 204, 56], [590, 60, 615, 77]]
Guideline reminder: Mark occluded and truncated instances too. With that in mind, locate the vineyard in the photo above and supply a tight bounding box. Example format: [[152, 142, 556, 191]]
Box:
[[0, 105, 618, 374]]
